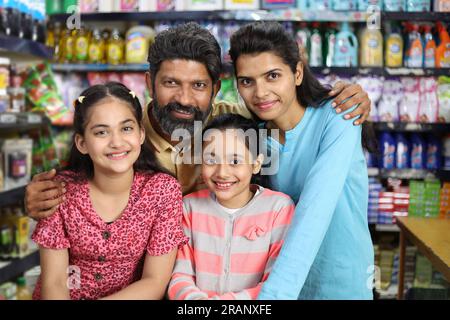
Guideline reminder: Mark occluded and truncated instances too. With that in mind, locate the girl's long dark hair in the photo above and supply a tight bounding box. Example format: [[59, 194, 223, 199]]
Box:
[[202, 113, 270, 187], [63, 82, 168, 180], [229, 21, 377, 153]]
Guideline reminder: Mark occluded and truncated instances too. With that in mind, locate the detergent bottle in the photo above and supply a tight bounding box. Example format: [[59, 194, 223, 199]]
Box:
[[405, 23, 423, 68], [359, 24, 383, 67], [436, 22, 450, 68], [333, 22, 358, 67], [423, 24, 436, 68], [324, 22, 338, 67], [385, 23, 404, 67], [296, 22, 311, 62], [309, 22, 323, 67]]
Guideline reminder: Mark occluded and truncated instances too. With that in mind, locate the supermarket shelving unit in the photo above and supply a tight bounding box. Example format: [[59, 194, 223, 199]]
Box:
[[0, 35, 52, 284]]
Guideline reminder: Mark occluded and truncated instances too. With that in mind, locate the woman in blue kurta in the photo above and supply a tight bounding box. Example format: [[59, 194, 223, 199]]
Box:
[[229, 22, 374, 299]]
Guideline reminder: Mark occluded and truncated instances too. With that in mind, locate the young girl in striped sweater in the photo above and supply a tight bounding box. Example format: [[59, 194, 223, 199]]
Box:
[[168, 114, 295, 300]]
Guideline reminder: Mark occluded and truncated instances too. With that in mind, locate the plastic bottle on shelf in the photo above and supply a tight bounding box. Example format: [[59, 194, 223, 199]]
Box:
[[107, 28, 125, 65], [332, 0, 357, 10], [406, 0, 430, 11], [385, 23, 404, 67], [125, 25, 155, 64], [16, 277, 32, 300], [435, 22, 450, 68], [3, 0, 20, 37], [395, 133, 410, 169], [309, 22, 323, 67], [324, 22, 337, 68], [58, 28, 75, 63], [426, 135, 441, 170], [295, 22, 310, 63], [75, 25, 91, 63], [359, 24, 383, 67], [380, 132, 396, 169], [384, 0, 406, 11], [88, 28, 105, 64], [411, 133, 427, 169], [333, 22, 358, 67], [423, 25, 436, 68], [405, 23, 423, 68]]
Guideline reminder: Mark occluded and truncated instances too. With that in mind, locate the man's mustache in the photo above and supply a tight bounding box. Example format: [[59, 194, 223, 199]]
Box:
[[165, 102, 202, 116]]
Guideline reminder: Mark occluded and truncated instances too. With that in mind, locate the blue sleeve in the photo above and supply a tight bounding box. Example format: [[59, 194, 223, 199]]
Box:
[[258, 106, 362, 300]]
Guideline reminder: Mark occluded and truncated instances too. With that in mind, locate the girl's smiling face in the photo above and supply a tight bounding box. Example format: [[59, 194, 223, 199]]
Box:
[[236, 51, 303, 122], [75, 97, 145, 177], [202, 129, 263, 209]]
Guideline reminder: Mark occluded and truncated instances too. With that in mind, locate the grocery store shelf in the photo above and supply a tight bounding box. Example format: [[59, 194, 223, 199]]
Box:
[[385, 67, 450, 77], [0, 113, 49, 131], [382, 11, 450, 22], [310, 67, 450, 77], [52, 63, 149, 72], [0, 35, 53, 60], [49, 9, 371, 22], [372, 122, 450, 133], [375, 224, 400, 232], [369, 168, 450, 181], [0, 250, 40, 285], [0, 186, 26, 207], [310, 66, 384, 76]]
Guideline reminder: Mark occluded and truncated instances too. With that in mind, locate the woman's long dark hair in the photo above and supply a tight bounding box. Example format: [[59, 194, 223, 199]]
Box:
[[63, 82, 168, 180], [229, 21, 377, 153]]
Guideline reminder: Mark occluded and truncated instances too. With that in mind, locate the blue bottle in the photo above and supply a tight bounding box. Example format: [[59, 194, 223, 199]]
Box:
[[426, 135, 442, 169], [411, 133, 427, 169], [384, 0, 406, 11], [333, 22, 358, 67], [395, 133, 410, 169], [380, 132, 396, 169], [332, 0, 357, 10]]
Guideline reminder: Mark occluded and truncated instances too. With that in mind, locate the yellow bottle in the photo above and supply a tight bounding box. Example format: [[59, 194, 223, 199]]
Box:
[[58, 28, 75, 63], [125, 25, 155, 64], [16, 277, 32, 300], [107, 28, 124, 65], [75, 26, 91, 63], [88, 28, 105, 64], [360, 27, 383, 67], [385, 30, 404, 67]]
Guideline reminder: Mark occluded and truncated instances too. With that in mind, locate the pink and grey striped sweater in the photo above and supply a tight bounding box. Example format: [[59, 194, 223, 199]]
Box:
[[168, 186, 295, 300]]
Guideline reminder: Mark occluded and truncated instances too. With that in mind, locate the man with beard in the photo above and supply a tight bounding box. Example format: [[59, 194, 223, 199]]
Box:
[[25, 22, 372, 219]]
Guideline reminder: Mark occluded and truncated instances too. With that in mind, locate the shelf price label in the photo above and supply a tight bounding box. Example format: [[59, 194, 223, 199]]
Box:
[[0, 113, 17, 124], [27, 113, 42, 124]]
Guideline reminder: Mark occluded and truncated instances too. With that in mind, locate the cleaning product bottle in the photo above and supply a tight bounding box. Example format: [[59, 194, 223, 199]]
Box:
[[75, 24, 90, 63], [405, 23, 423, 68], [16, 277, 32, 300], [423, 25, 436, 68], [385, 23, 404, 67], [411, 133, 427, 169], [333, 22, 358, 67], [125, 25, 156, 64], [324, 22, 337, 67], [295, 22, 310, 62], [309, 22, 323, 67], [359, 24, 383, 67], [426, 135, 442, 170], [380, 132, 396, 169], [58, 27, 75, 63], [88, 28, 105, 64], [107, 28, 125, 65], [395, 133, 410, 169], [436, 22, 450, 68]]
